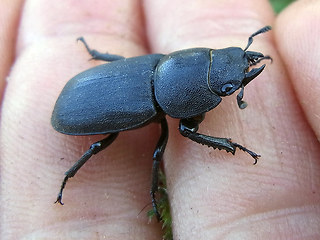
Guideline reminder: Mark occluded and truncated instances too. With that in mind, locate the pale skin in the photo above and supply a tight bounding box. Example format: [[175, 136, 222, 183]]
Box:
[[1, 0, 320, 239]]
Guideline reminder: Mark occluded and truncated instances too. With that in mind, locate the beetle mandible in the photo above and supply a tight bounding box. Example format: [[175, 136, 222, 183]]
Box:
[[52, 26, 272, 219]]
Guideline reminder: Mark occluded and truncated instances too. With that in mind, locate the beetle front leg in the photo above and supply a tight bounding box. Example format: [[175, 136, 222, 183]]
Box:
[[150, 118, 169, 220], [55, 133, 119, 205], [77, 37, 125, 62], [179, 118, 260, 164]]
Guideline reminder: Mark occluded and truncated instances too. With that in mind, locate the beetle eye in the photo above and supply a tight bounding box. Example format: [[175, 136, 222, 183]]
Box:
[[221, 83, 234, 94]]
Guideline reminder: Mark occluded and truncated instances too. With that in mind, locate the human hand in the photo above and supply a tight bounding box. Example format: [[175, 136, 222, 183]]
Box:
[[1, 0, 319, 239]]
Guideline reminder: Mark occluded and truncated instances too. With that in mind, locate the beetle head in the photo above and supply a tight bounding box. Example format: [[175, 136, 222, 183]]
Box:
[[208, 26, 272, 109]]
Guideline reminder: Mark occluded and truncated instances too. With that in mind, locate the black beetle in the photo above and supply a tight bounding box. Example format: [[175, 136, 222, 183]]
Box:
[[52, 26, 272, 219]]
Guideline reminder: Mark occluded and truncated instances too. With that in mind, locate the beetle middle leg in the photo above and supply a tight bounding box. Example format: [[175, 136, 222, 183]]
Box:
[[179, 115, 260, 164], [77, 37, 125, 62], [150, 117, 168, 220], [55, 132, 119, 205]]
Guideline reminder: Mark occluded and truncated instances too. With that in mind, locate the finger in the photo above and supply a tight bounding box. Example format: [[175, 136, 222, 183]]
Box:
[[0, 0, 24, 100], [145, 0, 274, 52], [275, 0, 320, 140], [144, 0, 320, 239], [1, 1, 163, 239]]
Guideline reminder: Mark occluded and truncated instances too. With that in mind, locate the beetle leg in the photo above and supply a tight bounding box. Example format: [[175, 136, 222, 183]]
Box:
[[150, 118, 169, 220], [77, 37, 125, 62], [55, 133, 119, 205], [179, 118, 260, 164]]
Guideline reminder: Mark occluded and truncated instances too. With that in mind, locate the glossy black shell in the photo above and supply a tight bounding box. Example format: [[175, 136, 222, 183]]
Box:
[[154, 48, 221, 118], [51, 54, 164, 135]]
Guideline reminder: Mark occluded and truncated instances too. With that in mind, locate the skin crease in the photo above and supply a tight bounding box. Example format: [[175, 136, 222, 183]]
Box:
[[0, 0, 319, 239]]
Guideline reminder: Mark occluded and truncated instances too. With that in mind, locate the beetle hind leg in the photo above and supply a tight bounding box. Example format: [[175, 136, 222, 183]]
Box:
[[55, 132, 119, 205], [77, 37, 125, 62], [179, 117, 260, 164], [150, 118, 169, 220]]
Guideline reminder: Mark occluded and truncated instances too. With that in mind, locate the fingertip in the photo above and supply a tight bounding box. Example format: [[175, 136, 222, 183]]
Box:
[[275, 0, 320, 139]]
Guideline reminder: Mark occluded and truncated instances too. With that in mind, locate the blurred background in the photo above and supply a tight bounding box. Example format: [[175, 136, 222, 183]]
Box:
[[270, 0, 296, 13]]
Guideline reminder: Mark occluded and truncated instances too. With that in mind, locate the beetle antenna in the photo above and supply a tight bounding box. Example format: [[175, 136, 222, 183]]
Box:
[[244, 26, 272, 51]]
